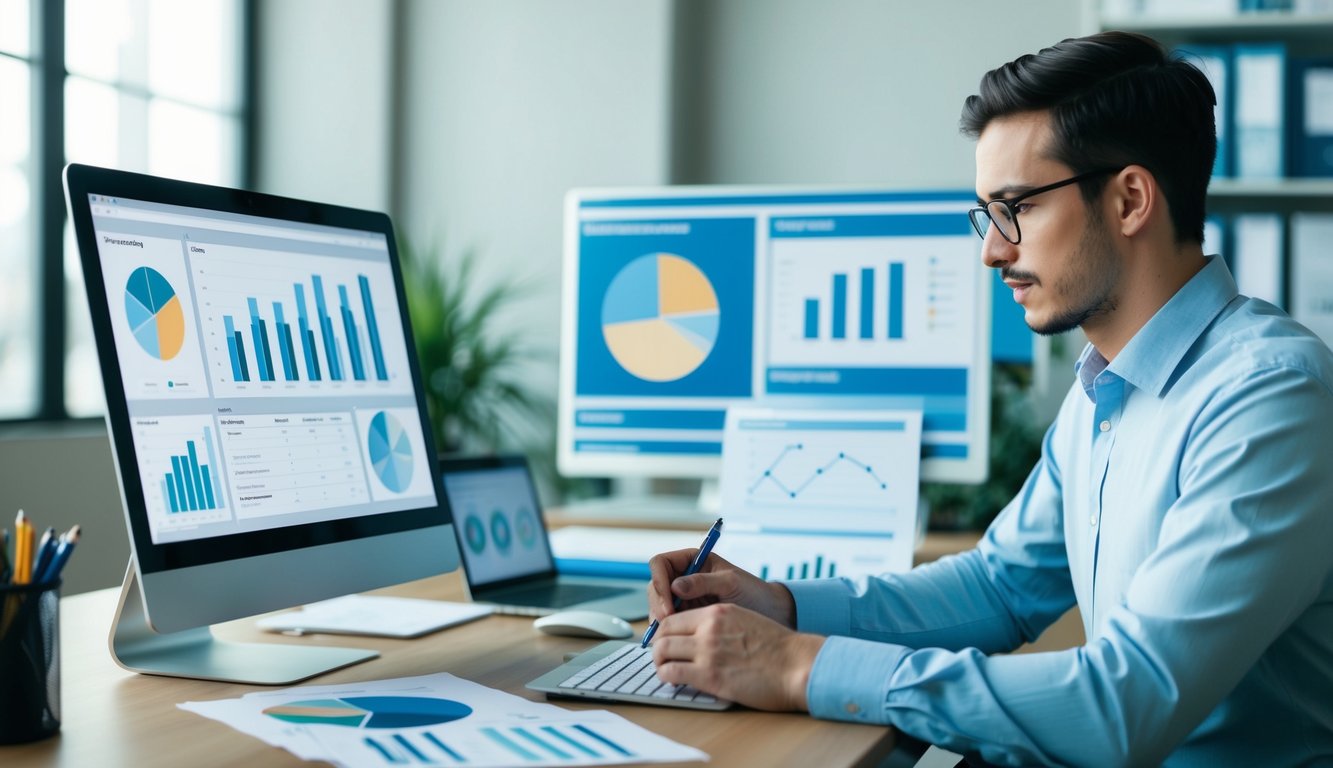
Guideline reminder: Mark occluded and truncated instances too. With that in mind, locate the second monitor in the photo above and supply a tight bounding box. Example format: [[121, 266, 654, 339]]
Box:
[[558, 187, 996, 485]]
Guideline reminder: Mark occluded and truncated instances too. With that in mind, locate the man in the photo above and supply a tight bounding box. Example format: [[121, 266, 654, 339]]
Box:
[[646, 32, 1333, 766]]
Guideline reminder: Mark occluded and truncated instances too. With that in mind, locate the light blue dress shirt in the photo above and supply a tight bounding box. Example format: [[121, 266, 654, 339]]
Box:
[[785, 256, 1333, 766]]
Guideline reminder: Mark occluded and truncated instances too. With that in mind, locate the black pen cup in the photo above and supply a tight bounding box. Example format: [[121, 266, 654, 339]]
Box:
[[0, 579, 61, 744]]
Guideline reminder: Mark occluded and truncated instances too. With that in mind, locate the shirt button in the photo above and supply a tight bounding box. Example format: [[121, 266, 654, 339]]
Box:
[[1099, 420, 1111, 433], [1090, 514, 1098, 527], [844, 702, 860, 714]]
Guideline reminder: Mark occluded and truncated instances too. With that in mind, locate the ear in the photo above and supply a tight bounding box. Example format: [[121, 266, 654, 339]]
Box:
[[1108, 165, 1155, 239]]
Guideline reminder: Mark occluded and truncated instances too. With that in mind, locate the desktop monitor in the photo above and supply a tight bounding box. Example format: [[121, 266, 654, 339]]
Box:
[[558, 186, 996, 486], [64, 164, 459, 683]]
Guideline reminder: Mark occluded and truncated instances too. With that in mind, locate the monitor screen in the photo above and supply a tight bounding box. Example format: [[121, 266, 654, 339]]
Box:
[[558, 187, 995, 484], [65, 164, 458, 638]]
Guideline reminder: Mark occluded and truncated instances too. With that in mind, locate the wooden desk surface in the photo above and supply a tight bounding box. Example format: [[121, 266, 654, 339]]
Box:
[[2, 570, 895, 767]]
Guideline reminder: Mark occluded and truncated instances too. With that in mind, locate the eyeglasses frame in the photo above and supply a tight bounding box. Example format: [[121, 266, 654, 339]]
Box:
[[968, 167, 1122, 245]]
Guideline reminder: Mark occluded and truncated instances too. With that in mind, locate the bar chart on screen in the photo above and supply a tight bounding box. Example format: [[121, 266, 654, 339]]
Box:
[[132, 414, 232, 535], [190, 241, 413, 398]]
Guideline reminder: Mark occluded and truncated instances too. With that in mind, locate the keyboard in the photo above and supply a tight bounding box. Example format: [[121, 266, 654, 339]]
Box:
[[526, 641, 732, 711]]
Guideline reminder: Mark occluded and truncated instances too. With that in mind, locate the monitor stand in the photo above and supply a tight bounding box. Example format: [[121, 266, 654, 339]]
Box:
[[109, 560, 378, 685]]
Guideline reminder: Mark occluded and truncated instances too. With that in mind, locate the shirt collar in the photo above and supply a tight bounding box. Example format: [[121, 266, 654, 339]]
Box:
[[1077, 255, 1237, 399]]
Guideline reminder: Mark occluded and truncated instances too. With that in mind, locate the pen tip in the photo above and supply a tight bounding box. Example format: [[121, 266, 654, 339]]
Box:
[[67, 525, 82, 542]]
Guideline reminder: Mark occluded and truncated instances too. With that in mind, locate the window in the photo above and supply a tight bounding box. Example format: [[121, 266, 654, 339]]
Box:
[[0, 0, 250, 420]]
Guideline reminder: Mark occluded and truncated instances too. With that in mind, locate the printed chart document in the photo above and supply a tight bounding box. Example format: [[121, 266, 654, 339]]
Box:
[[180, 672, 707, 767], [256, 595, 494, 638], [715, 407, 923, 582]]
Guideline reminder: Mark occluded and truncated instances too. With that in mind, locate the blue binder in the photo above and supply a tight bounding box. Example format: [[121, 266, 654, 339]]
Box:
[[1234, 43, 1288, 180], [1177, 45, 1233, 179], [1288, 57, 1333, 177]]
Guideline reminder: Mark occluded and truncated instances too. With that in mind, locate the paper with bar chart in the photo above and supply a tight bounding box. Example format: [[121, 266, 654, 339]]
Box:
[[99, 232, 209, 400], [715, 407, 922, 580], [179, 671, 706, 767], [189, 241, 413, 398], [132, 414, 232, 534]]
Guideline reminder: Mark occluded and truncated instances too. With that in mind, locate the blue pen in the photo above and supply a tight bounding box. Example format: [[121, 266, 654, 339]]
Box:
[[30, 527, 58, 583], [36, 525, 80, 585], [641, 517, 723, 648]]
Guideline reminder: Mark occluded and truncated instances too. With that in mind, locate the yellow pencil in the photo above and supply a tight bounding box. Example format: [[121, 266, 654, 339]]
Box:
[[13, 510, 32, 585]]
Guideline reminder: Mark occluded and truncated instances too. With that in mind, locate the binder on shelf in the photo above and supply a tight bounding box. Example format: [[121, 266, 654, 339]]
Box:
[[1232, 213, 1285, 307], [1290, 214, 1333, 347], [1178, 45, 1233, 179], [1288, 57, 1333, 177], [1234, 43, 1288, 180]]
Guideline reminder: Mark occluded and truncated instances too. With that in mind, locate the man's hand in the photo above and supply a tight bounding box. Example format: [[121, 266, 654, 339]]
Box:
[[651, 602, 824, 711], [647, 548, 797, 626]]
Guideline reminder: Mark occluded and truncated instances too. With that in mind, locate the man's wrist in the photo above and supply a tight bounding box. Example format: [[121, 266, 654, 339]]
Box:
[[784, 632, 824, 711], [770, 581, 798, 628]]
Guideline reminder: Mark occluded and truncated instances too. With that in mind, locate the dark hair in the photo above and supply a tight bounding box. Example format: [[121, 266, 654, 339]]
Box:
[[961, 31, 1215, 244]]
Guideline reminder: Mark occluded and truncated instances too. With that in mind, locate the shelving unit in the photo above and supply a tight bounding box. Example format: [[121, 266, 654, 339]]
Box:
[[1089, 4, 1333, 313]]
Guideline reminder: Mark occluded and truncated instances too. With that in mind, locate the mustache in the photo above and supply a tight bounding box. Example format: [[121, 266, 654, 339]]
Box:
[[1001, 267, 1040, 285]]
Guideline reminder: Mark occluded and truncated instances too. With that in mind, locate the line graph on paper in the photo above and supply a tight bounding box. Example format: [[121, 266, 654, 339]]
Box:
[[747, 443, 891, 503], [720, 409, 923, 538]]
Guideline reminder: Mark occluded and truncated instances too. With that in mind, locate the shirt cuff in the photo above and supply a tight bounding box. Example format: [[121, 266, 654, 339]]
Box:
[[783, 578, 853, 635], [807, 635, 909, 725]]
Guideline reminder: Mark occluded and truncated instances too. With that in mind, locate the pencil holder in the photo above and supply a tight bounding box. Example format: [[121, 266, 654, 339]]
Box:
[[0, 579, 61, 744]]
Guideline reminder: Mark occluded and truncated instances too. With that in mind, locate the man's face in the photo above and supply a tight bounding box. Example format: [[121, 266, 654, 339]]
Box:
[[974, 112, 1120, 336]]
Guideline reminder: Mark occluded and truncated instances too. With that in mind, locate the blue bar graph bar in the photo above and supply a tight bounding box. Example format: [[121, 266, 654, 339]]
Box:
[[540, 726, 599, 758], [391, 734, 430, 763], [273, 302, 297, 381], [200, 465, 216, 509], [293, 284, 321, 381], [233, 328, 250, 381], [832, 273, 847, 339], [204, 426, 223, 504], [760, 565, 770, 580], [514, 727, 571, 759], [804, 298, 819, 339], [338, 285, 366, 380], [481, 727, 540, 761], [170, 457, 188, 512], [815, 555, 824, 578], [800, 562, 809, 579], [571, 725, 633, 757], [859, 267, 874, 339], [312, 275, 344, 380], [889, 262, 904, 340], [174, 454, 198, 511], [187, 441, 208, 510], [359, 275, 388, 380], [363, 737, 403, 764], [829, 562, 837, 577], [164, 478, 178, 514], [247, 298, 274, 381], [223, 316, 245, 381], [422, 733, 465, 762]]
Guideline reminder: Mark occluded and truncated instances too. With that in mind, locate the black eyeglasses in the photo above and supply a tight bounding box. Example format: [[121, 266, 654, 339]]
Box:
[[968, 167, 1121, 245]]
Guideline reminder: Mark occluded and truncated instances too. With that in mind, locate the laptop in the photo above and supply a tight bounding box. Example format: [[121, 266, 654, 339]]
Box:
[[439, 455, 648, 620]]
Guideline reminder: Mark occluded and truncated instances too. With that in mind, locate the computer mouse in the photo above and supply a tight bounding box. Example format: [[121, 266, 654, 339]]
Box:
[[533, 610, 634, 639]]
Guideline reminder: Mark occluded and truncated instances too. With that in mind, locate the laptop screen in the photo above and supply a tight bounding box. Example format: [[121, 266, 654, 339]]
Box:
[[441, 462, 556, 585]]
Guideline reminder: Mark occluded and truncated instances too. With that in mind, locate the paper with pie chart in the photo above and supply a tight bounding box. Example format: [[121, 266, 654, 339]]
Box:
[[356, 407, 434, 501], [98, 232, 208, 399], [179, 671, 706, 767], [601, 252, 720, 382]]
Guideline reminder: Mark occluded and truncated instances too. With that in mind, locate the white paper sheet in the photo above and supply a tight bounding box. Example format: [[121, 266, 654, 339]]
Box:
[[716, 407, 922, 580], [256, 595, 493, 638], [180, 672, 707, 767]]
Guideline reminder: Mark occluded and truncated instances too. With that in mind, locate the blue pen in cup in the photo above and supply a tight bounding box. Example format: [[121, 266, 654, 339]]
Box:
[[641, 517, 723, 648]]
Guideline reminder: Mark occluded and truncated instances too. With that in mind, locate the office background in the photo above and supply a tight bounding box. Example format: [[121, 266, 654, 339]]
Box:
[[3, 0, 1327, 595]]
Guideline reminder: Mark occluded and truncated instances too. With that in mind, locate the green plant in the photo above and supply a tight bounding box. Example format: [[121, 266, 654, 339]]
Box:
[[398, 239, 554, 457], [922, 362, 1044, 531]]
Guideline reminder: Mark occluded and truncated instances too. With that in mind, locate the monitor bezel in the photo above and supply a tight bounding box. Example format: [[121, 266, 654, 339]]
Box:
[[556, 184, 993, 484], [64, 163, 450, 576]]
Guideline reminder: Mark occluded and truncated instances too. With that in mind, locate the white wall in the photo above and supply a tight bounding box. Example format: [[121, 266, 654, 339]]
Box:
[[254, 0, 395, 210], [395, 0, 674, 361]]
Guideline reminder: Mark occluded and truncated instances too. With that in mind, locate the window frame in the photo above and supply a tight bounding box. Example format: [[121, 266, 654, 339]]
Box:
[[4, 0, 256, 424]]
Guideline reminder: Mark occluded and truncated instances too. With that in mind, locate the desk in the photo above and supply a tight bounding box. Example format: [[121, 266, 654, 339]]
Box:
[[2, 570, 896, 767]]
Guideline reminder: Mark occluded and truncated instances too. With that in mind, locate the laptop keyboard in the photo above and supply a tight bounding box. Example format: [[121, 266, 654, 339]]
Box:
[[498, 583, 629, 607], [557, 642, 719, 705]]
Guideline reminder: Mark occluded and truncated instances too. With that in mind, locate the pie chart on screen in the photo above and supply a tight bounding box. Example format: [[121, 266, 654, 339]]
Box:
[[601, 253, 720, 382], [124, 266, 186, 360], [367, 411, 414, 493]]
